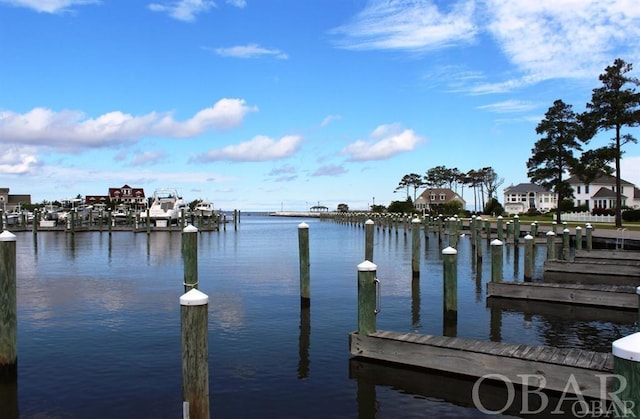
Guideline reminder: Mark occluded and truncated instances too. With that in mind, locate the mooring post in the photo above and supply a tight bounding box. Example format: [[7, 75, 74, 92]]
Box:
[[180, 288, 210, 419], [298, 222, 310, 308], [505, 221, 512, 244], [496, 216, 503, 241], [32, 209, 38, 236], [470, 215, 476, 248], [411, 218, 421, 278], [562, 228, 570, 260], [551, 221, 557, 235], [612, 333, 640, 418], [233, 209, 238, 231], [575, 226, 583, 250], [365, 219, 374, 262], [531, 222, 538, 241], [449, 217, 458, 248], [357, 260, 378, 335], [107, 210, 113, 236], [490, 239, 503, 283], [586, 224, 593, 251], [475, 217, 483, 260], [546, 231, 556, 260], [524, 234, 533, 281], [442, 246, 457, 321], [0, 230, 17, 381], [182, 224, 198, 292], [637, 286, 640, 332], [513, 215, 520, 244]]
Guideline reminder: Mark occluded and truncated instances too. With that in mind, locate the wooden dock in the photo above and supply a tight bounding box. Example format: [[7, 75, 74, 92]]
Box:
[[349, 330, 613, 399], [487, 281, 638, 308]]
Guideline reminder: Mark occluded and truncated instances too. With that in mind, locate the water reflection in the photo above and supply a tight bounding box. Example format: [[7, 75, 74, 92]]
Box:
[[298, 306, 310, 379]]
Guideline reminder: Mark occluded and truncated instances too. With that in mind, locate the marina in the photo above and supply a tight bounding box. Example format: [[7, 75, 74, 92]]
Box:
[[1, 215, 640, 418]]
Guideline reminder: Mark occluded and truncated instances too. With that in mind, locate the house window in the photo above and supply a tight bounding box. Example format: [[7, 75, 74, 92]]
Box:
[[577, 200, 581, 206], [585, 185, 590, 194], [439, 194, 446, 201], [429, 194, 436, 201], [577, 186, 581, 194]]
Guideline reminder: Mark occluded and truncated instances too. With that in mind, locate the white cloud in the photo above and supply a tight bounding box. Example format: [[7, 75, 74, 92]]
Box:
[[320, 114, 342, 127], [0, 146, 39, 174], [484, 0, 640, 85], [312, 164, 347, 177], [226, 0, 245, 8], [342, 124, 425, 161], [128, 150, 167, 167], [0, 0, 98, 13], [192, 135, 303, 162], [213, 44, 288, 59], [331, 0, 477, 52], [0, 98, 257, 152], [148, 0, 215, 22]]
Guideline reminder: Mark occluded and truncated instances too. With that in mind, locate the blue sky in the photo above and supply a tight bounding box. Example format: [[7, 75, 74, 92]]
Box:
[[2, 0, 640, 211]]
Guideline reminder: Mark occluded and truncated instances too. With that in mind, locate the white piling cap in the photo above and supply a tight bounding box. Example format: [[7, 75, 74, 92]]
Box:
[[491, 239, 503, 246], [546, 231, 556, 236], [180, 288, 209, 306], [524, 234, 533, 240], [298, 222, 309, 229], [358, 260, 377, 271], [497, 215, 503, 219], [183, 224, 198, 233], [365, 219, 374, 225], [513, 215, 519, 219], [442, 246, 457, 255], [637, 286, 640, 295], [613, 333, 640, 361], [576, 226, 582, 230], [412, 218, 421, 223], [0, 230, 16, 241], [563, 228, 570, 233]]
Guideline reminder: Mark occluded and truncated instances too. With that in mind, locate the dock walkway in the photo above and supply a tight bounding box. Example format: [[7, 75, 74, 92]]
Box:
[[350, 330, 613, 399]]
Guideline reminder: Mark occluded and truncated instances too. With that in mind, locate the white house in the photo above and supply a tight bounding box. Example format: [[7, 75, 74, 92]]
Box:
[[503, 183, 557, 214], [414, 188, 465, 213], [567, 174, 640, 209]]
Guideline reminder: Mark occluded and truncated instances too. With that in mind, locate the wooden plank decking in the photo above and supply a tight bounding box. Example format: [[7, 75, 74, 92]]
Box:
[[349, 330, 614, 399], [486, 281, 638, 308]]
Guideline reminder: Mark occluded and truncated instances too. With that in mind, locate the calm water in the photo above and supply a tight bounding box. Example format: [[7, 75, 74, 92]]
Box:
[[8, 216, 636, 418]]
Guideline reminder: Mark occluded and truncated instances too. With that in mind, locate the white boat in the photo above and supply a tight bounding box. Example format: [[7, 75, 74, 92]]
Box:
[[194, 201, 216, 217], [140, 188, 188, 226]]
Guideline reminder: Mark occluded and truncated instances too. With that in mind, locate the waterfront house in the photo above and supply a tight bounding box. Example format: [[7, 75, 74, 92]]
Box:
[[414, 188, 466, 213], [0, 187, 32, 212], [566, 174, 639, 210], [503, 183, 556, 215], [108, 185, 146, 209]]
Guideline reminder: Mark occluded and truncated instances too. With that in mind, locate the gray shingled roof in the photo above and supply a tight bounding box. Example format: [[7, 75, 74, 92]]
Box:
[[503, 183, 551, 193]]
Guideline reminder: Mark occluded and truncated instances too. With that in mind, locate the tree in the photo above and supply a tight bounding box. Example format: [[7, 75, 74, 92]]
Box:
[[527, 99, 582, 224], [581, 58, 640, 227], [480, 167, 503, 205], [395, 173, 424, 200]]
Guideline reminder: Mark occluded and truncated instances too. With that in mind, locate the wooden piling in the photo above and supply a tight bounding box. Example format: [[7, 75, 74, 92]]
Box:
[[575, 226, 583, 250], [442, 247, 457, 326], [496, 216, 503, 241], [513, 215, 520, 244], [180, 288, 210, 419], [475, 217, 483, 260], [524, 234, 533, 281], [490, 239, 503, 283], [546, 231, 556, 260], [182, 224, 199, 292], [0, 231, 17, 379], [637, 286, 640, 332], [411, 218, 420, 278], [365, 219, 374, 262], [298, 223, 310, 308], [562, 228, 570, 260], [612, 333, 640, 418], [357, 260, 378, 335], [586, 224, 593, 251]]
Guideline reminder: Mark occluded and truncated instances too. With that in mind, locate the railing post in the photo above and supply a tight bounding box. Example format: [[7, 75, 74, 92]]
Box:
[[357, 261, 378, 335]]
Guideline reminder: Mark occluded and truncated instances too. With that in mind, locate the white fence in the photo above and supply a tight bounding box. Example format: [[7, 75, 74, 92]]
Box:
[[560, 211, 615, 223]]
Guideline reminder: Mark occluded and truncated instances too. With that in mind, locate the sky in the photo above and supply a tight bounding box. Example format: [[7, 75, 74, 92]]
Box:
[[2, 0, 640, 212]]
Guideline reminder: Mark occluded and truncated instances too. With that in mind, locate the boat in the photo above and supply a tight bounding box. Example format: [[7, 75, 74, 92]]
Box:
[[140, 188, 188, 227], [112, 205, 129, 220], [194, 201, 216, 217]]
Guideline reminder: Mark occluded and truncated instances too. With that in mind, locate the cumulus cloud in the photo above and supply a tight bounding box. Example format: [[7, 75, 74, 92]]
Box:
[[148, 0, 215, 22], [191, 135, 303, 162], [0, 0, 98, 13], [0, 146, 40, 174], [330, 0, 477, 52], [213, 44, 288, 59], [342, 124, 425, 161], [0, 98, 257, 152]]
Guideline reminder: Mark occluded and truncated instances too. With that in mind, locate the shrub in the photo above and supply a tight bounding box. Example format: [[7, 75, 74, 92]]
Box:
[[591, 207, 615, 216], [622, 209, 640, 222]]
